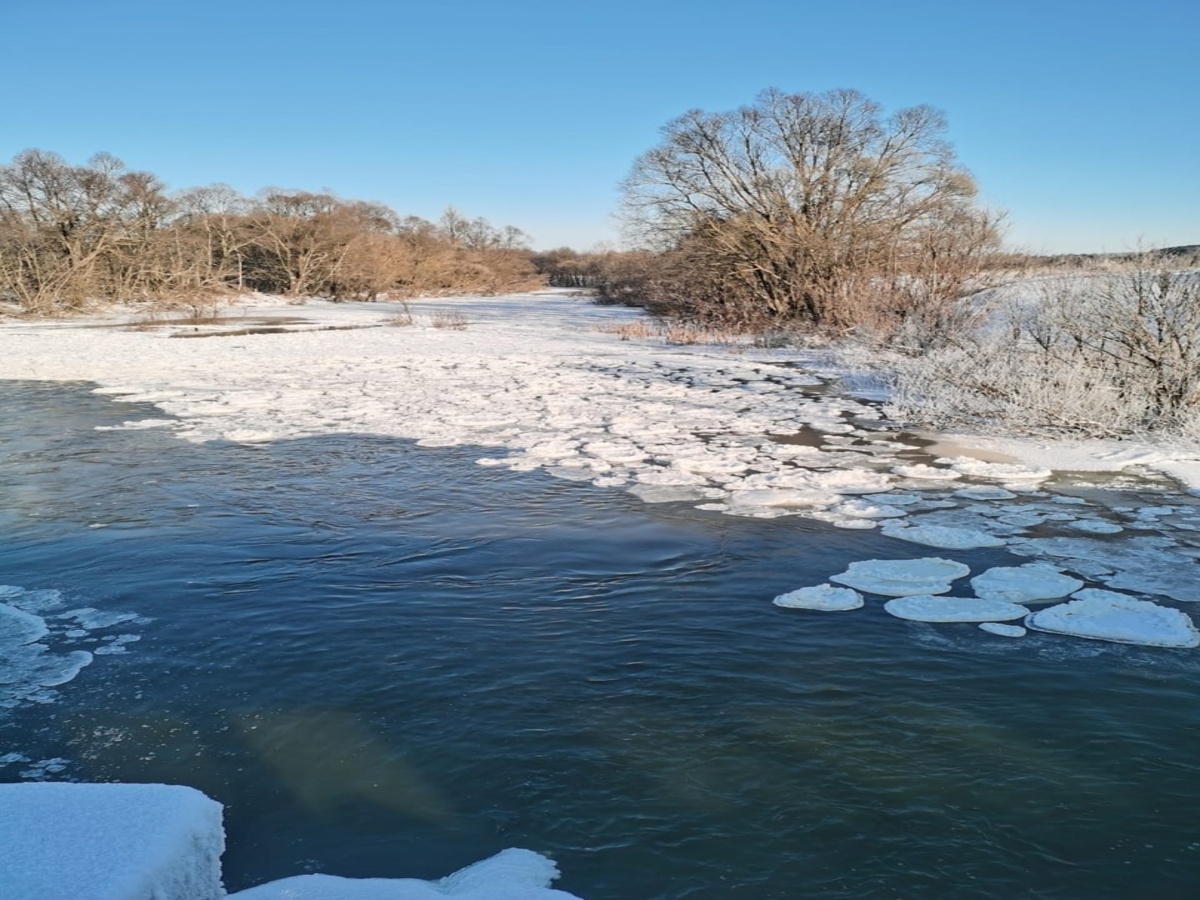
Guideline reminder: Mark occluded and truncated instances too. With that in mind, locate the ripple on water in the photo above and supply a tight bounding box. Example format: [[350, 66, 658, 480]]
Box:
[[2, 380, 1200, 899]]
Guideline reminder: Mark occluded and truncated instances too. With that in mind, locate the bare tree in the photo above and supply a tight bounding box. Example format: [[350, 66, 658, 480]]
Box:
[[621, 88, 1001, 335]]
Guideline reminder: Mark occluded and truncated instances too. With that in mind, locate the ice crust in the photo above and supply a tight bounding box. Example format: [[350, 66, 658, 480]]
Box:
[[879, 521, 1007, 549], [0, 785, 583, 900], [1025, 590, 1200, 648], [772, 585, 864, 611], [884, 595, 1029, 623], [829, 558, 970, 596], [230, 849, 583, 899], [970, 565, 1084, 604], [0, 586, 140, 714], [0, 783, 225, 900], [979, 622, 1027, 638]]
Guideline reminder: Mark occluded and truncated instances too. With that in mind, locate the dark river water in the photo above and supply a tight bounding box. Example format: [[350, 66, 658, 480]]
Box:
[[2, 380, 1199, 899]]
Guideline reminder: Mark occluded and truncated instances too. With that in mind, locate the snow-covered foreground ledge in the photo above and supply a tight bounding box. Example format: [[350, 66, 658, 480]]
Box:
[[0, 783, 581, 900]]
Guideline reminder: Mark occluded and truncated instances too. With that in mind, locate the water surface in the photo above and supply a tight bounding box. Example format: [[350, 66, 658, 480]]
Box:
[[2, 381, 1199, 899]]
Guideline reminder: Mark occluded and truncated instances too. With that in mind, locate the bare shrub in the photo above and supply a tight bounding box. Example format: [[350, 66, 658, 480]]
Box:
[[429, 310, 469, 330], [383, 302, 414, 327], [888, 259, 1200, 437]]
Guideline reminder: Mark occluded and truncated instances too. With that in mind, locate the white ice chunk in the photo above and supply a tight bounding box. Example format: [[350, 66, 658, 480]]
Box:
[[772, 584, 864, 611], [1067, 519, 1124, 534], [61, 608, 139, 629], [979, 622, 1027, 637], [1026, 590, 1200, 648], [0, 604, 49, 645], [230, 848, 583, 899], [0, 782, 224, 900], [954, 487, 1018, 501], [884, 595, 1029, 622], [939, 456, 1052, 481], [728, 488, 840, 509], [970, 565, 1085, 604], [830, 500, 905, 520], [880, 521, 1006, 549], [830, 557, 971, 596], [891, 463, 961, 480], [1012, 536, 1200, 602], [806, 469, 894, 495]]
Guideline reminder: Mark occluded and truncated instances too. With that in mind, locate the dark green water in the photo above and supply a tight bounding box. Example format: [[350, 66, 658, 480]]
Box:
[[2, 381, 1199, 899]]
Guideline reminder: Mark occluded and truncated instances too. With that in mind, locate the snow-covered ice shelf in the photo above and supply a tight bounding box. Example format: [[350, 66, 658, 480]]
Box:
[[0, 783, 584, 900]]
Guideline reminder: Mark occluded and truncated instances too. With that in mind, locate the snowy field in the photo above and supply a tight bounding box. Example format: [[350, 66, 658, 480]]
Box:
[[2, 289, 1200, 653]]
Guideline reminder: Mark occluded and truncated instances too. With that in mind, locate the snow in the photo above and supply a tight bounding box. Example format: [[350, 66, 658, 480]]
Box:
[[0, 782, 224, 900], [230, 849, 582, 900], [969, 564, 1084, 604], [883, 595, 1029, 623], [0, 785, 582, 900], [1025, 590, 1200, 648], [829, 557, 971, 596], [5, 292, 1200, 655], [772, 584, 864, 611], [879, 521, 1007, 549]]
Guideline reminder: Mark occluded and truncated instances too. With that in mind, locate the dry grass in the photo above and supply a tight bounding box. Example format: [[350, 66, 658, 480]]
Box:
[[429, 310, 469, 330]]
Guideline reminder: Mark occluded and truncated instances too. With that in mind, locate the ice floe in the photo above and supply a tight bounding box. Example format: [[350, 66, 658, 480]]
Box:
[[891, 464, 961, 480], [772, 585, 864, 611], [884, 595, 1029, 623], [969, 564, 1084, 604], [1025, 590, 1200, 649], [938, 457, 1052, 482], [1010, 535, 1200, 602], [979, 622, 1027, 638], [0, 587, 141, 712], [879, 521, 1007, 549], [829, 557, 970, 596]]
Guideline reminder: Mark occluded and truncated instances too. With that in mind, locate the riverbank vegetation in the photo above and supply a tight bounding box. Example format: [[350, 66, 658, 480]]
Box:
[[0, 150, 539, 314], [4, 86, 1197, 441]]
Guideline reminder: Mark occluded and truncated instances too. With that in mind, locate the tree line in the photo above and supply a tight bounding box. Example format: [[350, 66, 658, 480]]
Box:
[[0, 149, 540, 313]]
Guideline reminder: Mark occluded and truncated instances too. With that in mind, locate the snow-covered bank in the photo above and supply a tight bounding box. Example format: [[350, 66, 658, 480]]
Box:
[[0, 783, 581, 900], [2, 290, 1200, 651]]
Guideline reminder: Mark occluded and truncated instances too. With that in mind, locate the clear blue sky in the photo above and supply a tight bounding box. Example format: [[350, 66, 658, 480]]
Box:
[[3, 0, 1196, 253]]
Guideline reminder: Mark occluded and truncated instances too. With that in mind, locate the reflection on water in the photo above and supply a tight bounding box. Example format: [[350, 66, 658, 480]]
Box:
[[2, 381, 1199, 899]]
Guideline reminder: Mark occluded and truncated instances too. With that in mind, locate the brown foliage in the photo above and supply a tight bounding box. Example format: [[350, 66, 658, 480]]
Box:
[[618, 88, 1003, 342], [0, 150, 542, 314]]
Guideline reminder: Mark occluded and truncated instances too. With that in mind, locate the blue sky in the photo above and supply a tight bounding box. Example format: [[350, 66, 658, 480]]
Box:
[[3, 0, 1196, 253]]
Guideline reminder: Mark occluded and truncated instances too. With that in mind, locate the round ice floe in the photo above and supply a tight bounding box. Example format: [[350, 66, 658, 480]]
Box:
[[954, 487, 1018, 501], [1068, 519, 1124, 534], [979, 622, 1027, 638], [728, 488, 840, 509], [884, 595, 1029, 623], [880, 521, 1007, 549], [830, 557, 971, 596], [807, 469, 893, 495], [892, 464, 961, 480], [772, 585, 864, 611], [831, 499, 908, 519], [940, 457, 1052, 482], [1026, 589, 1200, 648], [970, 565, 1084, 604], [583, 441, 647, 465], [0, 604, 49, 645]]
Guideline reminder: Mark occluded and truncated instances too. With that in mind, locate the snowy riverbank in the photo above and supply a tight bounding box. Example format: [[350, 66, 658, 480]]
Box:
[[3, 290, 1200, 651]]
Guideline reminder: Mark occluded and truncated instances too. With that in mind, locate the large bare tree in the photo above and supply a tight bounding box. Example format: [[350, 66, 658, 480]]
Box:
[[621, 88, 1002, 335]]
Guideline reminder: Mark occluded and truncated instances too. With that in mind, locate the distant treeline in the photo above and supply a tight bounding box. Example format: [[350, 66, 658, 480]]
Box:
[[0, 150, 541, 313]]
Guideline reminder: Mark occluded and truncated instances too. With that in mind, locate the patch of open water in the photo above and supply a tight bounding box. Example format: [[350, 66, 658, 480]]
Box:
[[2, 381, 1199, 898]]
